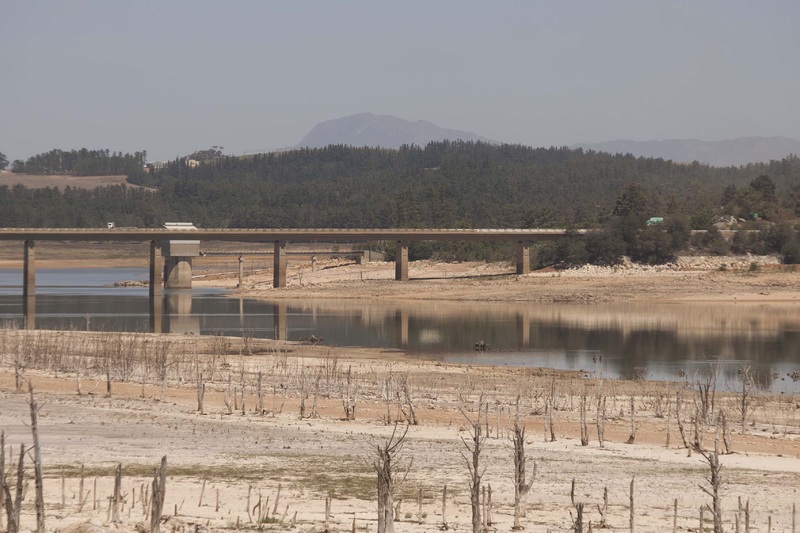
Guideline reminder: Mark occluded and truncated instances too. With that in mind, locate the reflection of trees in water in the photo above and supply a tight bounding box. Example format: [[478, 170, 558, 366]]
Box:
[[527, 323, 800, 388], [8, 290, 798, 391], [385, 313, 799, 390], [381, 311, 799, 386]]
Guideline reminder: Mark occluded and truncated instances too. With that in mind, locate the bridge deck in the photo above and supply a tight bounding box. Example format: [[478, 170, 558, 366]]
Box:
[[0, 228, 584, 242]]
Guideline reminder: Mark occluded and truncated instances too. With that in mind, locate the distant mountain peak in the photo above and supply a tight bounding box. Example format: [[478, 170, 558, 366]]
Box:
[[296, 113, 494, 149], [574, 136, 800, 166]]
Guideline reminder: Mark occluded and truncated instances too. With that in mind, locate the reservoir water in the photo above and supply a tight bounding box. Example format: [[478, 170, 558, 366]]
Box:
[[1, 267, 798, 392]]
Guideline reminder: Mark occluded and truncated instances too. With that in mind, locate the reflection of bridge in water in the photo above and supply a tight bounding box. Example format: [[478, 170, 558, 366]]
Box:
[[141, 294, 800, 389], [0, 228, 583, 331], [163, 295, 289, 341], [254, 299, 800, 387], [261, 298, 800, 344]]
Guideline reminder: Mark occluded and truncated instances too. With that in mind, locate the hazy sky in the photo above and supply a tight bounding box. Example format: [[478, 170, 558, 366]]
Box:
[[2, 1, 799, 162]]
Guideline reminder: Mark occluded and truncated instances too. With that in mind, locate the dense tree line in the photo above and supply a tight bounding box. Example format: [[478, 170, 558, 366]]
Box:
[[126, 142, 800, 230], [2, 142, 800, 262], [11, 148, 147, 177], [0, 184, 165, 228], [536, 174, 800, 267]]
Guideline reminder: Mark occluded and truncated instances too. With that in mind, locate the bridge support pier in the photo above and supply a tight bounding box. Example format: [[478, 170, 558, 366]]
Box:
[[161, 232, 200, 289], [149, 241, 164, 334], [516, 241, 530, 275], [273, 241, 287, 288], [395, 241, 409, 281], [164, 257, 193, 289], [23, 240, 35, 330]]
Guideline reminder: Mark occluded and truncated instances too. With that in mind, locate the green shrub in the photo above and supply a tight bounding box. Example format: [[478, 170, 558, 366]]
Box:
[[763, 223, 798, 254], [781, 239, 800, 264], [585, 228, 625, 266], [628, 226, 676, 265], [699, 227, 730, 256], [690, 209, 716, 230], [731, 230, 766, 254]]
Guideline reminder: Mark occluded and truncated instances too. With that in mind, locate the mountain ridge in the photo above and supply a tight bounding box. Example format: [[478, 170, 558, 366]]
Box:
[[574, 136, 800, 167], [293, 113, 799, 167], [295, 112, 495, 149]]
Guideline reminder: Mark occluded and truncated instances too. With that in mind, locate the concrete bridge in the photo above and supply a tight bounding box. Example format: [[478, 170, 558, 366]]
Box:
[[0, 227, 585, 331]]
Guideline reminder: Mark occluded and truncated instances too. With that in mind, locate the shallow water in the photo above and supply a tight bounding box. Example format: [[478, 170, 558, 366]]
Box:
[[1, 267, 798, 392]]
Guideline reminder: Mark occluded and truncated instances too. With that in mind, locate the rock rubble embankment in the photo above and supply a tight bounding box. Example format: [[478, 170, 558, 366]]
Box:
[[560, 254, 780, 276]]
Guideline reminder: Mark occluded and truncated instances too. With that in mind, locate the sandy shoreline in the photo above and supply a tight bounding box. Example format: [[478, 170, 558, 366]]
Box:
[[192, 254, 800, 304], [2, 338, 800, 533], [1, 255, 799, 532]]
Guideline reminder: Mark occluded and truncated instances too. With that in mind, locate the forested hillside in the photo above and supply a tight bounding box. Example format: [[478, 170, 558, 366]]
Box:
[[10, 148, 146, 177], [0, 185, 164, 228], [129, 142, 800, 229], [2, 142, 800, 263]]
